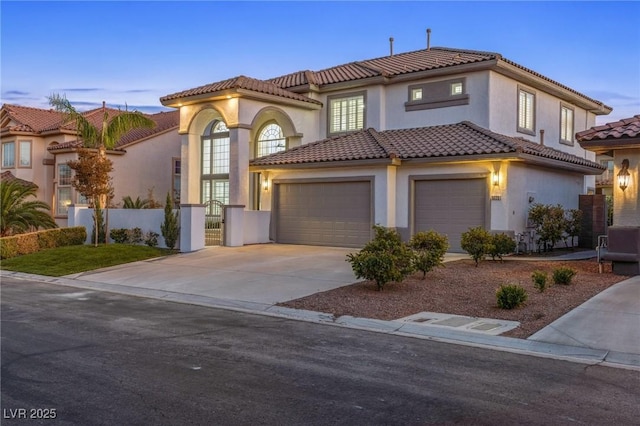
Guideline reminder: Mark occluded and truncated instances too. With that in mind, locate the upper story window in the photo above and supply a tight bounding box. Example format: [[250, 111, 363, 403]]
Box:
[[256, 123, 286, 157], [405, 78, 469, 111], [560, 105, 574, 145], [202, 120, 230, 176], [18, 141, 31, 167], [56, 164, 73, 215], [2, 141, 15, 168], [517, 87, 536, 135], [328, 91, 365, 135]]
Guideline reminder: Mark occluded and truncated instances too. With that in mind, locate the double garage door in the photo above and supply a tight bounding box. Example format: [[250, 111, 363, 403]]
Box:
[[273, 181, 372, 248], [414, 178, 486, 252]]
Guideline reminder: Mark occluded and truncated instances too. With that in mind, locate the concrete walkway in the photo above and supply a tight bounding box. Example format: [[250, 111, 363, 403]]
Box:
[[2, 245, 638, 369]]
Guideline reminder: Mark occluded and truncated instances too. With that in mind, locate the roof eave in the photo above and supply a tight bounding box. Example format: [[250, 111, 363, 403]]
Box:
[[518, 153, 605, 174], [250, 157, 392, 171], [578, 137, 640, 153], [161, 88, 321, 110], [493, 61, 612, 115]]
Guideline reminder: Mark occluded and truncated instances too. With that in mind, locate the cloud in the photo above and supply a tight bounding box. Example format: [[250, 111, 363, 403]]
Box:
[[125, 89, 152, 94], [57, 88, 103, 93], [3, 90, 30, 96], [586, 90, 638, 102]]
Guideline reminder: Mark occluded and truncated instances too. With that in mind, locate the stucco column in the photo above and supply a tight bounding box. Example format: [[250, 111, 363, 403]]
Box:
[[228, 126, 250, 206], [181, 132, 201, 204], [385, 165, 397, 228]]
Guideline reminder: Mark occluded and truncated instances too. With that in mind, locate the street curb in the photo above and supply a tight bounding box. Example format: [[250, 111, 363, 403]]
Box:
[[2, 270, 638, 371]]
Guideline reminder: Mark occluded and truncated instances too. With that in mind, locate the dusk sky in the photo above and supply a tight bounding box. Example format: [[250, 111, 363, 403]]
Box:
[[2, 1, 639, 125]]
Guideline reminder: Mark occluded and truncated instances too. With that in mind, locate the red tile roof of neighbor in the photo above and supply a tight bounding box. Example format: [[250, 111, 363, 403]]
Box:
[[1, 104, 180, 150], [250, 121, 604, 171], [576, 114, 640, 142], [0, 171, 37, 188], [162, 47, 610, 111]]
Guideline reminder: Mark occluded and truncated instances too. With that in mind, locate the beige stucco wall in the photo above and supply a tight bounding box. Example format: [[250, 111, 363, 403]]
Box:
[[111, 129, 181, 206], [613, 150, 640, 226]]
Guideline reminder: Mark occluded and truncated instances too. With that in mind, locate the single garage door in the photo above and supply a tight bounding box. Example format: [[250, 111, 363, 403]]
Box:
[[414, 178, 486, 252], [274, 181, 372, 247]]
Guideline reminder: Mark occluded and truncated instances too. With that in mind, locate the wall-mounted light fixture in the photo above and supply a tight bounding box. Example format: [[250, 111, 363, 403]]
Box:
[[262, 176, 269, 191], [492, 170, 500, 187], [618, 159, 630, 191]]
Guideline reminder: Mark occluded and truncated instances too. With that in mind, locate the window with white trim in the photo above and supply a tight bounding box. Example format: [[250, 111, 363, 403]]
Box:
[[411, 88, 423, 101], [172, 157, 181, 205], [56, 164, 73, 215], [328, 92, 365, 134], [560, 105, 574, 144], [450, 82, 463, 95], [256, 123, 286, 157], [518, 88, 535, 134], [201, 120, 230, 206], [2, 142, 15, 168], [18, 141, 31, 167]]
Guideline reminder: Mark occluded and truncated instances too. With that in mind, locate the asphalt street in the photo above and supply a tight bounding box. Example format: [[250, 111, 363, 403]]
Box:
[[2, 278, 639, 425]]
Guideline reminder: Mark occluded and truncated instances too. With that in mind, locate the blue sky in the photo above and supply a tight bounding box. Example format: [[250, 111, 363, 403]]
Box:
[[1, 1, 639, 124]]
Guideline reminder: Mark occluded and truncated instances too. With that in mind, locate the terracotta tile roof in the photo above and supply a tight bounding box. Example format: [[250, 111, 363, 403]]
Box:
[[1, 104, 67, 133], [0, 170, 38, 188], [576, 114, 640, 142], [250, 121, 604, 171], [160, 75, 322, 105], [267, 47, 608, 110], [45, 109, 180, 151]]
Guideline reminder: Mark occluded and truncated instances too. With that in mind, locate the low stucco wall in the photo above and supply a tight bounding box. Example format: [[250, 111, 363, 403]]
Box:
[[68, 206, 171, 248], [244, 210, 271, 245]]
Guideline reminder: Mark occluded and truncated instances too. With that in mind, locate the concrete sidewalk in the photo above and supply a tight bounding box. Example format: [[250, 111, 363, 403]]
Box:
[[2, 245, 638, 369]]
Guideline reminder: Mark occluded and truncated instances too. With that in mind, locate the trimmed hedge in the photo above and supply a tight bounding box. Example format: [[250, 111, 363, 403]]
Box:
[[0, 227, 86, 259]]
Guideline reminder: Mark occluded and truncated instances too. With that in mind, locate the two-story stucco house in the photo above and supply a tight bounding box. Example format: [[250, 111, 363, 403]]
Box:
[[0, 104, 181, 227], [160, 46, 611, 252]]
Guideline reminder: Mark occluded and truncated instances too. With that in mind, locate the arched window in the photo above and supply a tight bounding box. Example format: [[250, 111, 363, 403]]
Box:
[[256, 122, 286, 157], [201, 120, 229, 206]]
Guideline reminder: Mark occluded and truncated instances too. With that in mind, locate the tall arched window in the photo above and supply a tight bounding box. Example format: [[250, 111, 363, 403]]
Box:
[[201, 120, 229, 206], [256, 122, 286, 157]]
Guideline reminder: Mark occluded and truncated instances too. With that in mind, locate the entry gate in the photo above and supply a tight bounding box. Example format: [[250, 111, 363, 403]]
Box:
[[205, 200, 224, 246]]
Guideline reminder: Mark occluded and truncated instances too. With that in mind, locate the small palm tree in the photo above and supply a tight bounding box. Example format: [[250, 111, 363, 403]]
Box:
[[122, 195, 151, 209], [0, 181, 57, 237], [49, 94, 155, 244], [49, 94, 156, 153]]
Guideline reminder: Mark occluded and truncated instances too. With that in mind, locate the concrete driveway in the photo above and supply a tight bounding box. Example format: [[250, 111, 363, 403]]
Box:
[[70, 244, 359, 304]]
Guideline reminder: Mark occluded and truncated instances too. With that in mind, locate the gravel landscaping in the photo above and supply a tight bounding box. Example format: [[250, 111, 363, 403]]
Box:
[[279, 257, 629, 339]]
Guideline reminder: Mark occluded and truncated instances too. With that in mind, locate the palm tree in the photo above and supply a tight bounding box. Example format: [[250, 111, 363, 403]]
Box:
[[1, 180, 57, 237], [48, 94, 155, 154], [122, 195, 152, 209], [49, 94, 155, 244]]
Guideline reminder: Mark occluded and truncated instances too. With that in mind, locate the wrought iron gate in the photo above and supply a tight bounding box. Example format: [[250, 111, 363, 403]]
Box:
[[205, 200, 224, 246]]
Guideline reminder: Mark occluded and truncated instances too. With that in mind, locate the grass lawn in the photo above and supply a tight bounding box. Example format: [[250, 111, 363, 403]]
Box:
[[1, 244, 176, 277]]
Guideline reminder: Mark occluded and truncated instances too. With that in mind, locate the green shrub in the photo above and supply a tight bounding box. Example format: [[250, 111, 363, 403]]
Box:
[[409, 230, 448, 279], [564, 209, 583, 248], [489, 233, 516, 262], [127, 227, 143, 244], [145, 231, 159, 247], [0, 227, 86, 259], [531, 270, 548, 292], [496, 284, 528, 309], [346, 225, 415, 291], [528, 203, 566, 252], [110, 228, 129, 244], [461, 226, 492, 267], [553, 267, 576, 285], [161, 192, 180, 249]]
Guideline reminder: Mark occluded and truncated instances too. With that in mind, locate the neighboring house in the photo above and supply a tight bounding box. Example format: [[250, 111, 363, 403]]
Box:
[[0, 104, 180, 227], [577, 114, 640, 226], [160, 46, 611, 252]]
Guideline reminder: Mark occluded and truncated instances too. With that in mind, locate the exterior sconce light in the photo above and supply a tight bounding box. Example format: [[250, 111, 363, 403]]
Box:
[[262, 176, 269, 191], [492, 170, 500, 187], [618, 159, 630, 191]]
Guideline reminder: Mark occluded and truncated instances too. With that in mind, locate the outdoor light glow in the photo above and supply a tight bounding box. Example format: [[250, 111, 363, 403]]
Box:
[[492, 171, 500, 186], [618, 159, 631, 191]]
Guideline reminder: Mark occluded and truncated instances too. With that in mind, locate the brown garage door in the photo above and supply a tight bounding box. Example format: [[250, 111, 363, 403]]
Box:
[[414, 178, 486, 252], [274, 181, 372, 247]]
